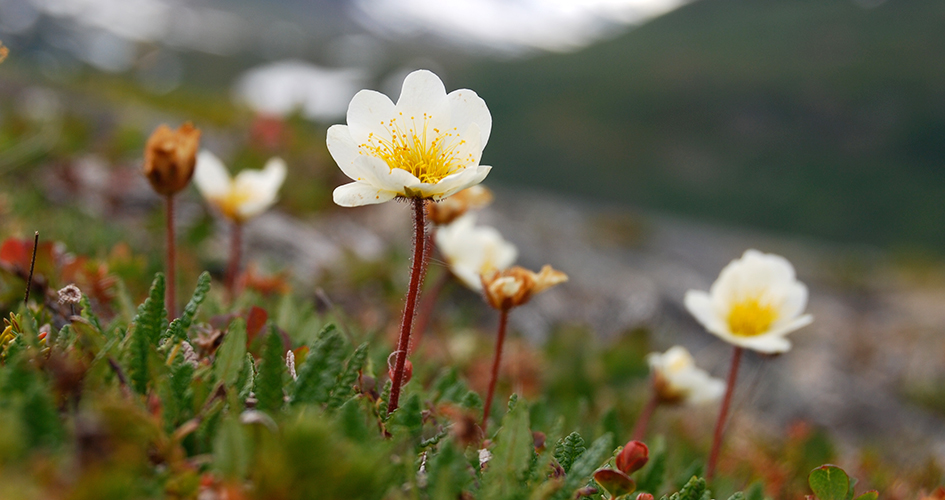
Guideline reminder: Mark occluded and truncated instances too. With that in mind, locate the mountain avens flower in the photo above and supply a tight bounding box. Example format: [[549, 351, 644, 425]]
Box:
[[328, 69, 492, 206], [688, 249, 814, 480], [684, 249, 812, 354], [435, 213, 517, 291], [194, 151, 286, 298], [647, 346, 725, 405], [194, 151, 287, 224]]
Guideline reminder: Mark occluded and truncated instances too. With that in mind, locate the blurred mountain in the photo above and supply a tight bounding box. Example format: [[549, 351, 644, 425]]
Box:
[[454, 0, 945, 251]]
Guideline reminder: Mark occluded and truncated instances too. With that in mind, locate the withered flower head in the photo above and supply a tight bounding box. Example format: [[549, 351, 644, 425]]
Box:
[[481, 264, 567, 310], [143, 122, 201, 195], [427, 185, 493, 225], [58, 283, 82, 304]]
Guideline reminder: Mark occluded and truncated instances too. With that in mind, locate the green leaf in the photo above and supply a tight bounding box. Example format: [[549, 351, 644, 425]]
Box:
[[389, 393, 423, 438], [809, 465, 851, 500], [213, 416, 250, 479], [854, 491, 878, 500], [327, 342, 368, 410], [290, 324, 345, 405], [677, 476, 707, 500], [556, 433, 614, 500], [480, 398, 533, 500], [214, 318, 247, 388], [553, 431, 586, 474], [126, 274, 167, 394], [256, 326, 285, 414], [727, 493, 746, 500]]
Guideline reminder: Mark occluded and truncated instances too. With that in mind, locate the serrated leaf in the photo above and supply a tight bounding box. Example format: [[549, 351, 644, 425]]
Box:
[[327, 342, 368, 410], [256, 327, 285, 414], [809, 465, 850, 500], [553, 432, 586, 474], [555, 433, 613, 500], [214, 318, 247, 388], [481, 398, 533, 500], [678, 476, 707, 500], [390, 393, 423, 438], [290, 324, 345, 405]]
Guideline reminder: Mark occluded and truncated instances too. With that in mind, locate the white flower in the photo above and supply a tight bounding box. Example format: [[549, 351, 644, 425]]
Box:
[[684, 249, 813, 354], [194, 151, 287, 223], [646, 346, 725, 405], [435, 213, 517, 291], [327, 69, 492, 207]]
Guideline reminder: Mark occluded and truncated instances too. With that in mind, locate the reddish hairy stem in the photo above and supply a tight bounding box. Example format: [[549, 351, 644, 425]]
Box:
[[410, 266, 451, 354], [165, 194, 176, 318], [706, 346, 743, 480], [226, 221, 243, 300], [631, 392, 660, 441], [388, 197, 428, 414], [482, 306, 510, 432]]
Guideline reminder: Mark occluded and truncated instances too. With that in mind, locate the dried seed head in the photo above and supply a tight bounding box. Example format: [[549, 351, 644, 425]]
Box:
[[286, 350, 297, 380], [427, 185, 493, 225], [180, 341, 199, 368], [143, 122, 201, 195], [480, 264, 567, 310], [58, 284, 82, 305]]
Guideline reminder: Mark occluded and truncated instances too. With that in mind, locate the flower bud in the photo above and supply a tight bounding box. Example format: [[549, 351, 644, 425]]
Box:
[[637, 493, 655, 500], [616, 440, 649, 474], [143, 122, 201, 195]]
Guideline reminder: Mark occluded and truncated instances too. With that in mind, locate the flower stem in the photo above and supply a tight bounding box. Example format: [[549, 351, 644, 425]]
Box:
[[165, 194, 176, 318], [410, 266, 451, 354], [226, 221, 243, 300], [24, 231, 39, 306], [482, 306, 510, 432], [388, 197, 428, 414], [706, 346, 743, 480], [631, 392, 660, 441]]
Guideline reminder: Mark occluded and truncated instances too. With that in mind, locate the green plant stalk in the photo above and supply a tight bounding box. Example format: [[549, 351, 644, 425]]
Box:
[[165, 194, 176, 318], [388, 197, 428, 414], [482, 306, 510, 432], [226, 221, 243, 300], [707, 346, 743, 480]]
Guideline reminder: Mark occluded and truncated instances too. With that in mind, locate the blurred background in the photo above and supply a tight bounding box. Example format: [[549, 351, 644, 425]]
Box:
[[2, 0, 945, 491]]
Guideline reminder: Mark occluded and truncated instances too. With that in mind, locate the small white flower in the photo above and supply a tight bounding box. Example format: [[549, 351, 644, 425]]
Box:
[[478, 448, 493, 469], [684, 249, 813, 354], [194, 150, 287, 223], [435, 213, 517, 291], [646, 346, 725, 405], [327, 69, 492, 206]]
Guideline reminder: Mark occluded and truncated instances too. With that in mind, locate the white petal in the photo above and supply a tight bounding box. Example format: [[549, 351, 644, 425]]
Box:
[[427, 165, 492, 201], [233, 157, 287, 219], [327, 125, 370, 181], [684, 290, 727, 336], [767, 314, 813, 338], [776, 282, 808, 322], [346, 89, 396, 145], [361, 155, 422, 196], [448, 88, 492, 148], [194, 150, 232, 199], [333, 181, 397, 207], [395, 70, 449, 124], [451, 122, 484, 168]]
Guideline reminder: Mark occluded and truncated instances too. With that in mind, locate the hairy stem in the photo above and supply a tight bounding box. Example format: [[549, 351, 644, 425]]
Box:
[[226, 221, 243, 300], [165, 194, 176, 318], [482, 306, 510, 432], [410, 265, 451, 354], [631, 392, 660, 441], [388, 197, 428, 414], [706, 346, 743, 480]]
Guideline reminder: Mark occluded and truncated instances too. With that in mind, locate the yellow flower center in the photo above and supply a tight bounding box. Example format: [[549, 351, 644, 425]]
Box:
[[216, 186, 254, 222], [726, 296, 777, 337], [360, 113, 473, 185]]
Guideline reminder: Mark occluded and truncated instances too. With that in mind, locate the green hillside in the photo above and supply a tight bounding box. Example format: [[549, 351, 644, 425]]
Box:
[[456, 0, 945, 249]]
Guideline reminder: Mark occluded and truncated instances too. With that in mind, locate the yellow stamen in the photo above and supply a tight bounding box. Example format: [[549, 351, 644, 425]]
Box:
[[727, 297, 777, 337], [359, 114, 474, 185]]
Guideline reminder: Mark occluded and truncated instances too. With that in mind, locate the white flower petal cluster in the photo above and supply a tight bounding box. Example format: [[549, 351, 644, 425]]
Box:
[[684, 249, 813, 354], [435, 213, 517, 291], [646, 346, 725, 405], [328, 69, 492, 207], [194, 151, 287, 223]]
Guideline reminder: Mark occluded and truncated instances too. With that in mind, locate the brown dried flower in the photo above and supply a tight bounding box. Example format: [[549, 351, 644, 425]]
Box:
[[481, 264, 567, 310], [143, 122, 201, 195], [427, 185, 493, 225]]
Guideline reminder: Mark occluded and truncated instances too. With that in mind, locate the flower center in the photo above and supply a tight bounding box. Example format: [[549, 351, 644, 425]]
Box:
[[360, 113, 472, 184], [726, 296, 777, 337], [217, 185, 255, 221]]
